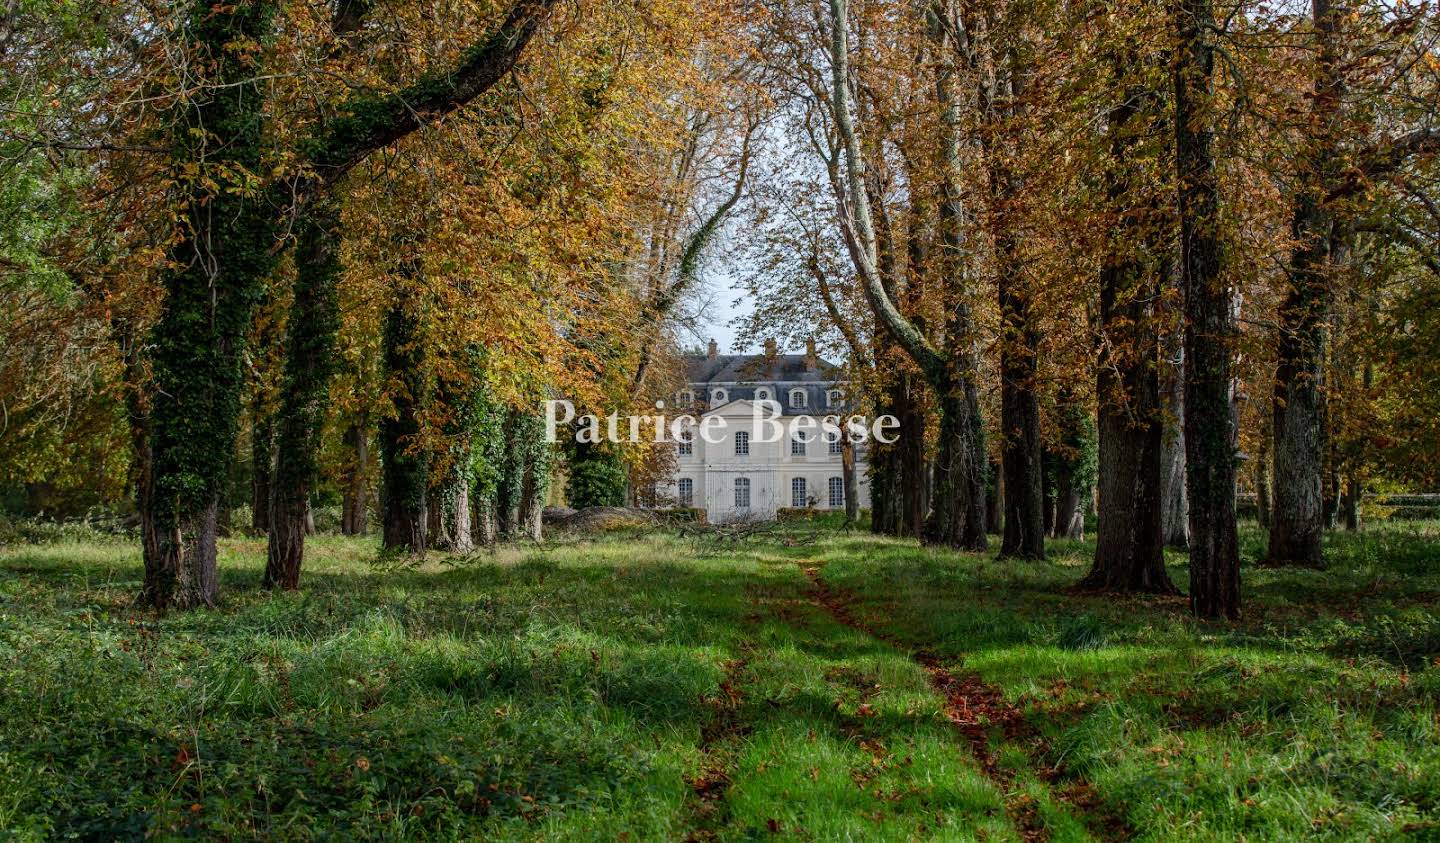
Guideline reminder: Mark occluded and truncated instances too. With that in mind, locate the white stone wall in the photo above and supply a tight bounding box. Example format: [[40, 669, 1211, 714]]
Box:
[[668, 400, 870, 523]]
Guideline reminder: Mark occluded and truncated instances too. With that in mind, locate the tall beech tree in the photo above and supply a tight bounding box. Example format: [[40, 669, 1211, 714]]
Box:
[[1174, 0, 1241, 618], [1081, 30, 1177, 593], [1264, 0, 1344, 570]]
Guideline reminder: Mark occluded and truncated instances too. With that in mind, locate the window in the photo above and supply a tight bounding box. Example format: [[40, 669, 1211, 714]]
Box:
[[734, 431, 750, 456], [679, 389, 695, 406], [734, 477, 751, 509], [829, 477, 845, 507], [755, 387, 773, 402], [678, 478, 694, 506], [677, 429, 693, 456], [792, 477, 808, 508], [711, 388, 728, 404], [789, 388, 807, 409], [791, 435, 806, 456], [827, 389, 844, 407], [828, 431, 843, 455]]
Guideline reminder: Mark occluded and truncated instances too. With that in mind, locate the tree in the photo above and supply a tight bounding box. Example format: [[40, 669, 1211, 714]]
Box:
[[140, 0, 283, 609], [1081, 22, 1177, 594], [1174, 0, 1241, 619]]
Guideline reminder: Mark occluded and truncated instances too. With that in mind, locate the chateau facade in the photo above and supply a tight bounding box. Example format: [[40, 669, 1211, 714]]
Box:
[[666, 340, 869, 522]]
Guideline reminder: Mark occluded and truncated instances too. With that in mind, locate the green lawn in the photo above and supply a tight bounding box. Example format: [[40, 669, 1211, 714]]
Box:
[[1, 522, 1437, 840]]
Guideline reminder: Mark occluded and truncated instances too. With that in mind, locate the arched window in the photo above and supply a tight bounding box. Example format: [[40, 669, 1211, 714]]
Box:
[[755, 386, 773, 402], [791, 435, 806, 456], [677, 429, 693, 456], [711, 388, 728, 404], [789, 388, 807, 409], [677, 477, 694, 506], [679, 389, 695, 406], [734, 430, 750, 456], [827, 389, 844, 408], [828, 477, 845, 507], [734, 477, 751, 508], [791, 477, 808, 507]]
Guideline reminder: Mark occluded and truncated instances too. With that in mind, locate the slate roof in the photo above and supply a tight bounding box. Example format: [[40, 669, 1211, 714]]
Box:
[[685, 353, 842, 385]]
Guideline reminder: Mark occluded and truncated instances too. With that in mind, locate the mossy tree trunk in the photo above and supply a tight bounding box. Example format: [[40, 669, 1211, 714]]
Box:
[[380, 286, 430, 553], [265, 200, 342, 590], [140, 0, 281, 610]]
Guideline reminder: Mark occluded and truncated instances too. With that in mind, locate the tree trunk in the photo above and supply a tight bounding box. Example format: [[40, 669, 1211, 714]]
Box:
[[1255, 418, 1273, 527], [265, 201, 342, 591], [1054, 474, 1084, 540], [341, 423, 369, 535], [251, 411, 274, 535], [1175, 0, 1241, 619], [998, 306, 1045, 559], [841, 435, 860, 523], [379, 289, 429, 554], [1341, 475, 1360, 531], [1082, 76, 1175, 593], [924, 380, 988, 551], [899, 374, 928, 538], [451, 483, 475, 552], [1160, 303, 1190, 549], [986, 459, 1002, 536], [140, 0, 282, 610], [869, 375, 905, 535], [474, 495, 497, 547], [518, 454, 545, 542], [1265, 0, 1343, 569]]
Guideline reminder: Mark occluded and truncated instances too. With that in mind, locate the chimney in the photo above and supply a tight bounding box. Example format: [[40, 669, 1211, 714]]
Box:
[[707, 338, 718, 359], [764, 338, 778, 357], [804, 337, 818, 371]]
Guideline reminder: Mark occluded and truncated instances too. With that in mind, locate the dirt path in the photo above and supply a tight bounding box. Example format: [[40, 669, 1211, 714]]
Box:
[[799, 562, 1131, 842], [682, 646, 752, 842]]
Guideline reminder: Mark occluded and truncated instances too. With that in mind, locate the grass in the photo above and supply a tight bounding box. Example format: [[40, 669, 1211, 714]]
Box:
[[0, 520, 1437, 840]]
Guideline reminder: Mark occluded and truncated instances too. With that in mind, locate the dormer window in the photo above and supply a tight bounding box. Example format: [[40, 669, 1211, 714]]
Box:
[[711, 388, 728, 404], [755, 386, 773, 402], [789, 388, 807, 409], [826, 389, 843, 408], [678, 389, 695, 406]]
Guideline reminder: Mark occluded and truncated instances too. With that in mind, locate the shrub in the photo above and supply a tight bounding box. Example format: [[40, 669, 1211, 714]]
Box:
[[566, 454, 627, 508]]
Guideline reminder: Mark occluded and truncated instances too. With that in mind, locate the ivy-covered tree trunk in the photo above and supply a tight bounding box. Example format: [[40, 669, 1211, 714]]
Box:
[[1175, 0, 1241, 618], [265, 201, 342, 590], [380, 290, 430, 553], [1082, 82, 1175, 593], [341, 422, 369, 535], [140, 0, 281, 610]]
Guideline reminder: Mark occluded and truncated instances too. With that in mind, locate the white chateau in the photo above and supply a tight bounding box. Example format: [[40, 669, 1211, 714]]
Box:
[[665, 339, 870, 522]]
